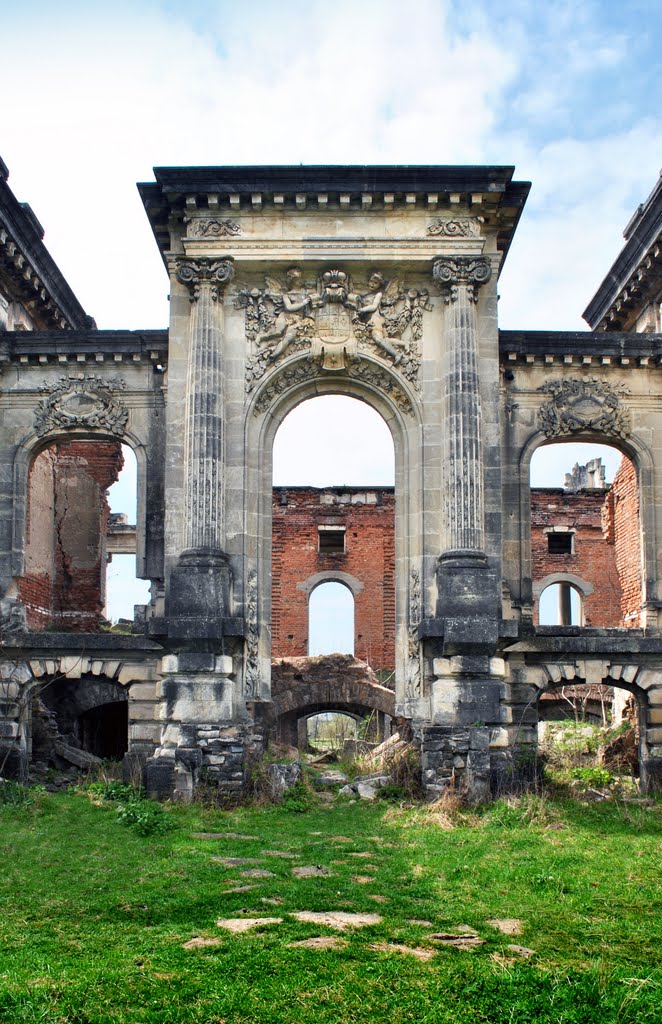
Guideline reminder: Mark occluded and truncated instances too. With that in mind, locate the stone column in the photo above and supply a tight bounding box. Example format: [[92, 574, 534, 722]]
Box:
[[168, 257, 235, 641], [431, 256, 499, 651]]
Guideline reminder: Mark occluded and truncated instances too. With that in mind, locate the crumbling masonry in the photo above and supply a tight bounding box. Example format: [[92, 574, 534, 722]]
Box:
[[1, 160, 661, 797]]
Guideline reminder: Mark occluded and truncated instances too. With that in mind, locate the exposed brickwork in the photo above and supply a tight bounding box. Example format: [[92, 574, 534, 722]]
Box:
[[531, 486, 622, 626], [19, 441, 124, 630], [272, 487, 395, 671], [603, 456, 642, 624]]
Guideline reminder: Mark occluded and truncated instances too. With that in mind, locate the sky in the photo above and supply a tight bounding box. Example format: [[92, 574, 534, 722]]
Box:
[[2, 0, 660, 617]]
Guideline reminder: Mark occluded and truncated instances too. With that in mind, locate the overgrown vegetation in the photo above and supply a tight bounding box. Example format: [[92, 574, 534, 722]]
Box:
[[1, 787, 659, 1023]]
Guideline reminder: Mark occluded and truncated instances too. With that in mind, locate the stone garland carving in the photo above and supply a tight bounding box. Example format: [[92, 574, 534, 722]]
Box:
[[432, 256, 492, 303], [427, 217, 483, 238], [345, 363, 414, 415], [538, 378, 631, 439], [237, 268, 431, 393], [34, 375, 128, 437], [176, 258, 235, 302], [244, 569, 260, 697], [185, 218, 241, 239], [253, 361, 323, 414], [405, 568, 422, 698]]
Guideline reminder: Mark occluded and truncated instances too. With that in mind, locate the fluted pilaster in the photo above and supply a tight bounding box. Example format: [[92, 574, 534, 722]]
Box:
[[433, 256, 491, 557], [176, 258, 234, 554]]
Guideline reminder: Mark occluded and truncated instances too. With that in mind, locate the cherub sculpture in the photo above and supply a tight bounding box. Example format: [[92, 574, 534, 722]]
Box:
[[256, 267, 314, 361], [356, 273, 409, 364]]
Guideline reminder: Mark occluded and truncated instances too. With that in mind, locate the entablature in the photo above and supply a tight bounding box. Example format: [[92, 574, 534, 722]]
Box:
[[0, 329, 168, 371]]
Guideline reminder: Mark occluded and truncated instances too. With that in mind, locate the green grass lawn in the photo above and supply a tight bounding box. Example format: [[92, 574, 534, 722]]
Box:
[[0, 789, 660, 1023]]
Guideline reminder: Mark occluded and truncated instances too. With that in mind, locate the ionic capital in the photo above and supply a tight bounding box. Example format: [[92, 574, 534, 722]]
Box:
[[432, 256, 492, 303], [176, 257, 235, 302]]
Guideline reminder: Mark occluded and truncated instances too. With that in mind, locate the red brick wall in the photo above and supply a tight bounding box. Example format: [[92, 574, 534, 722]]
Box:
[[272, 487, 395, 671], [19, 440, 124, 630], [531, 488, 624, 626], [603, 457, 642, 624]]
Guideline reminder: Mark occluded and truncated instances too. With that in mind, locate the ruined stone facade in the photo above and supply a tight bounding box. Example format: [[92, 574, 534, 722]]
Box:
[[2, 162, 662, 798]]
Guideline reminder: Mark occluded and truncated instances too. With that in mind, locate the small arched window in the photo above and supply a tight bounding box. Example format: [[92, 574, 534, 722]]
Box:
[[308, 581, 354, 655]]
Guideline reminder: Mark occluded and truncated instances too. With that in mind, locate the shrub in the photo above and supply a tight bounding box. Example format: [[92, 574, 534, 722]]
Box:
[[115, 798, 176, 836], [0, 779, 42, 807]]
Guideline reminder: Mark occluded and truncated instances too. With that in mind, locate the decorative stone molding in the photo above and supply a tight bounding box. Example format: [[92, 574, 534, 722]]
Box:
[[406, 568, 422, 698], [427, 217, 482, 238], [185, 218, 241, 239], [176, 257, 235, 302], [34, 375, 128, 437], [345, 361, 415, 414], [244, 569, 260, 697], [253, 360, 322, 412], [239, 268, 429, 391], [537, 377, 631, 439], [432, 256, 492, 303]]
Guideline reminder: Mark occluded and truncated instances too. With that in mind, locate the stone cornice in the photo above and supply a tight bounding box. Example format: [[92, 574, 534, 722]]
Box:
[[0, 168, 90, 330], [0, 328, 168, 368], [583, 173, 662, 330], [499, 329, 662, 367]]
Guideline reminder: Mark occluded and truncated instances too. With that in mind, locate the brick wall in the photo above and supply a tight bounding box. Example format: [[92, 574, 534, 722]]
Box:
[[271, 487, 395, 671], [531, 481, 632, 627], [19, 440, 124, 630], [603, 456, 642, 624]]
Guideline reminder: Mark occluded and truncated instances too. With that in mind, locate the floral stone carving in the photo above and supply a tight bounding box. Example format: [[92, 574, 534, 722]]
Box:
[[427, 217, 482, 238], [34, 375, 128, 437], [537, 377, 631, 438], [185, 218, 241, 238], [237, 267, 431, 392]]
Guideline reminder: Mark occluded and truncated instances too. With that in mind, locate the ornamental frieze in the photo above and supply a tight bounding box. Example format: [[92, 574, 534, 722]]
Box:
[[184, 218, 241, 239], [537, 377, 631, 439], [34, 375, 128, 437], [427, 217, 483, 238], [238, 267, 430, 393]]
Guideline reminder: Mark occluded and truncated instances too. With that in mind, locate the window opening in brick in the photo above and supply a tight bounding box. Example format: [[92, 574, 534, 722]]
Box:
[[548, 532, 573, 554], [318, 526, 346, 554], [539, 582, 582, 626], [530, 442, 642, 628], [308, 581, 354, 656]]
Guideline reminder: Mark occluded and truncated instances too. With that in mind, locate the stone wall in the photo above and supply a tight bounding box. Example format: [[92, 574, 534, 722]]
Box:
[[271, 487, 395, 671]]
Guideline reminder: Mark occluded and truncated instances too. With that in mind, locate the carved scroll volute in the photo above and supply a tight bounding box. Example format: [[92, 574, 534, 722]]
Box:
[[176, 258, 235, 303], [432, 256, 492, 304]]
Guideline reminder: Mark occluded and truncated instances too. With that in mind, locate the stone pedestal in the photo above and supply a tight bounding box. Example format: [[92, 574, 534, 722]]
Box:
[[143, 653, 262, 800]]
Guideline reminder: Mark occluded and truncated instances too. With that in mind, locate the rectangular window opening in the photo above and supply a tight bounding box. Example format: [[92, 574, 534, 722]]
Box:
[[318, 526, 346, 554], [547, 532, 573, 555]]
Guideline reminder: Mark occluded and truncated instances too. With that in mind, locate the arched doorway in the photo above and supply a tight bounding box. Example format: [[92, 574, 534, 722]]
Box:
[[308, 581, 355, 656]]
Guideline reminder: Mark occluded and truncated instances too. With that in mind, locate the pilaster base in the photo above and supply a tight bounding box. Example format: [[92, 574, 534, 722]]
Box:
[[168, 548, 234, 642], [421, 725, 491, 802]]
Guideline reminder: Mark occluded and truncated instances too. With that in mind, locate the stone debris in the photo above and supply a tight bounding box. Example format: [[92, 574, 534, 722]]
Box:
[[241, 868, 276, 878], [292, 865, 331, 878], [408, 919, 434, 927], [222, 884, 258, 894], [183, 936, 222, 949], [352, 875, 373, 885], [487, 918, 523, 935], [261, 896, 284, 905], [267, 762, 302, 799], [288, 936, 348, 950], [367, 894, 389, 903], [211, 857, 259, 867], [371, 942, 435, 962], [262, 849, 300, 858], [191, 832, 255, 840], [348, 852, 373, 858], [216, 917, 283, 933], [430, 928, 484, 950], [292, 911, 382, 931], [507, 944, 536, 957], [316, 770, 349, 785]]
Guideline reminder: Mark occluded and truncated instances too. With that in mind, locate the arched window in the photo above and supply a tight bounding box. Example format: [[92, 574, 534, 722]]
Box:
[[308, 581, 354, 656], [538, 581, 582, 626]]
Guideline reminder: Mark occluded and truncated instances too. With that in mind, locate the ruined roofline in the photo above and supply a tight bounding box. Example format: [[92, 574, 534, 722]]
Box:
[[273, 485, 394, 493], [500, 329, 662, 366], [138, 163, 531, 271], [0, 158, 91, 330], [583, 171, 662, 330]]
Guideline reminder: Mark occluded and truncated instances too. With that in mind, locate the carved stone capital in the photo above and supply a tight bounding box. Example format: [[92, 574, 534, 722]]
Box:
[[176, 257, 235, 302], [432, 256, 492, 303]]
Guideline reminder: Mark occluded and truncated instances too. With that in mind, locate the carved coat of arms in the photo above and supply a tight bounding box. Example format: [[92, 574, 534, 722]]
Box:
[[34, 376, 128, 437], [537, 377, 631, 439], [238, 267, 431, 392]]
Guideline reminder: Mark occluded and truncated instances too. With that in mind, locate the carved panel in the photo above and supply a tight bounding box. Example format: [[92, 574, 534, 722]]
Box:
[[185, 218, 241, 239], [244, 569, 260, 697], [239, 267, 430, 393], [406, 568, 422, 698], [537, 378, 631, 439], [34, 376, 128, 437], [427, 217, 482, 238]]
